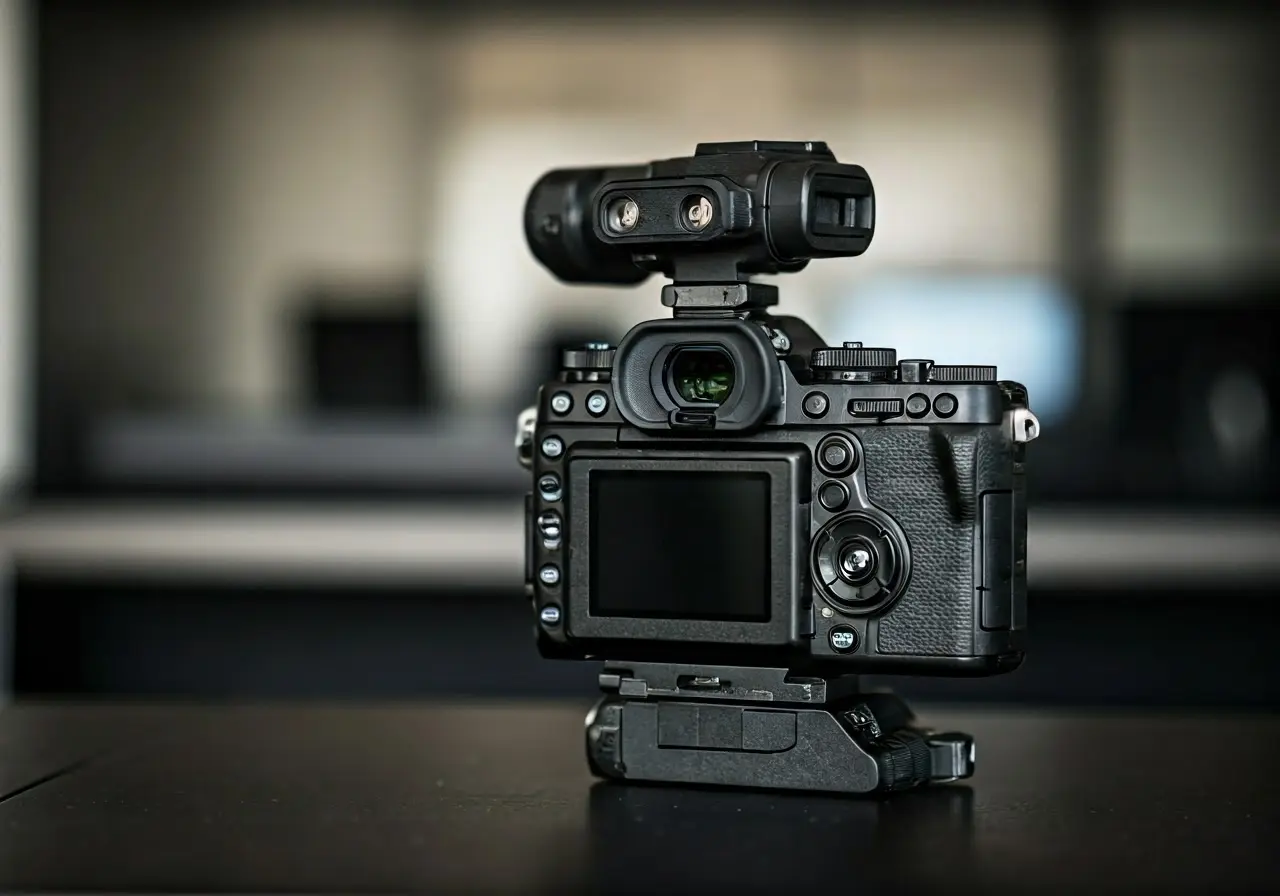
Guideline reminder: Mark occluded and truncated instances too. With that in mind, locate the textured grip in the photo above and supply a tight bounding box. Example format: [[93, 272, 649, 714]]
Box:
[[930, 428, 978, 522], [860, 426, 1013, 657]]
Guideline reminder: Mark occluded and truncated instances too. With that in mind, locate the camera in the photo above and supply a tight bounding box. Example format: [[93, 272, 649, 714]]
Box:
[[516, 140, 1040, 682]]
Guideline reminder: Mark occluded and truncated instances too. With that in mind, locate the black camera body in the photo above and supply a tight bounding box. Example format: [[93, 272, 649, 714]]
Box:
[[518, 141, 1038, 680]]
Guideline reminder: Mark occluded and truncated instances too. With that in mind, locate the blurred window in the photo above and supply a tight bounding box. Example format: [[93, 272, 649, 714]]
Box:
[[824, 275, 1083, 427]]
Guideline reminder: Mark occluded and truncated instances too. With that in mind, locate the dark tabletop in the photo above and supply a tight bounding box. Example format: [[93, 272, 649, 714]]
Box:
[[1, 701, 1278, 894]]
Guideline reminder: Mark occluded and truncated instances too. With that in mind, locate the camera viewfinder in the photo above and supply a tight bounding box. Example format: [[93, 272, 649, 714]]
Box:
[[669, 346, 736, 406]]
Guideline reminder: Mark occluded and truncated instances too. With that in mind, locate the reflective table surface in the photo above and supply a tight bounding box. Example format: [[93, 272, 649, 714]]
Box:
[[1, 702, 1277, 893]]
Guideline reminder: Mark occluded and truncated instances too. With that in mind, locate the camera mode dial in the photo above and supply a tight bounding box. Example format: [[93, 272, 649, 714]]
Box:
[[810, 342, 897, 382], [561, 342, 615, 383]]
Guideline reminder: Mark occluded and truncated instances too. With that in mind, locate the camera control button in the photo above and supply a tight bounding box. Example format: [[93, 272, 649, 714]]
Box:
[[538, 564, 561, 586], [586, 390, 610, 416], [934, 393, 958, 418], [549, 391, 573, 414], [537, 511, 562, 547], [802, 392, 829, 418], [816, 435, 858, 476], [829, 625, 859, 653], [905, 393, 930, 418], [539, 605, 562, 626], [540, 436, 564, 459], [818, 481, 849, 512], [538, 474, 562, 502]]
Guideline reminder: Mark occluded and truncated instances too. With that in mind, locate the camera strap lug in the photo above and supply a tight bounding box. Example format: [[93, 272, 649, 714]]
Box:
[[515, 405, 538, 470], [1009, 407, 1041, 443]]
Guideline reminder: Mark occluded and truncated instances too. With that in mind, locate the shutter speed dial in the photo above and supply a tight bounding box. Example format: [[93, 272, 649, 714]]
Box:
[[810, 342, 898, 382]]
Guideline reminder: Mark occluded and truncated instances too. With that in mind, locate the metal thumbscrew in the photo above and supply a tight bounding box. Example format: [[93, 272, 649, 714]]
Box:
[[683, 195, 713, 231], [609, 198, 639, 233]]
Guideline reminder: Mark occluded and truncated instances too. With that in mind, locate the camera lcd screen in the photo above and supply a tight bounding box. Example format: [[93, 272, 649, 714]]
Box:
[[589, 471, 771, 621]]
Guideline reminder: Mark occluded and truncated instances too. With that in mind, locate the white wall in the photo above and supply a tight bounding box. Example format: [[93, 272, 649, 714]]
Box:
[[49, 9, 1268, 417], [194, 7, 436, 413], [1105, 14, 1275, 286], [0, 0, 27, 499], [427, 13, 1060, 408]]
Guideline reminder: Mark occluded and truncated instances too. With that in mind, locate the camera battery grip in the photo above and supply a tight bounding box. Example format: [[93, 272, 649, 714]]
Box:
[[587, 663, 974, 794]]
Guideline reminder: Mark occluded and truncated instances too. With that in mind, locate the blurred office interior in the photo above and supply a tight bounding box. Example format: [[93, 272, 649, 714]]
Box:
[[0, 0, 1277, 706]]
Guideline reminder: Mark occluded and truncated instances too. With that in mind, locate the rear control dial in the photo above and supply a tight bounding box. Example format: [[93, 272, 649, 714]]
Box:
[[810, 512, 909, 615]]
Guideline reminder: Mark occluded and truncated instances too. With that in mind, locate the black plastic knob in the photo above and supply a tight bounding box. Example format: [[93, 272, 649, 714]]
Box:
[[929, 364, 997, 384], [561, 343, 616, 383], [810, 343, 897, 372], [561, 344, 616, 371]]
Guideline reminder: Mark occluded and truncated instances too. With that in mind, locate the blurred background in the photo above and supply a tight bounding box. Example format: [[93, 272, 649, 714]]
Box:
[[0, 0, 1277, 707]]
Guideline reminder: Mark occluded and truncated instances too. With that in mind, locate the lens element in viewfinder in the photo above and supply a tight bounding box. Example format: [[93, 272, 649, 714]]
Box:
[[670, 347, 736, 405]]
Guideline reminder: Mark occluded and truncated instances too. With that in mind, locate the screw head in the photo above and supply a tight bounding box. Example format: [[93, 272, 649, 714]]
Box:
[[586, 391, 609, 416], [540, 437, 564, 459], [841, 547, 872, 577], [682, 195, 714, 231], [540, 605, 562, 625], [607, 198, 639, 233]]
